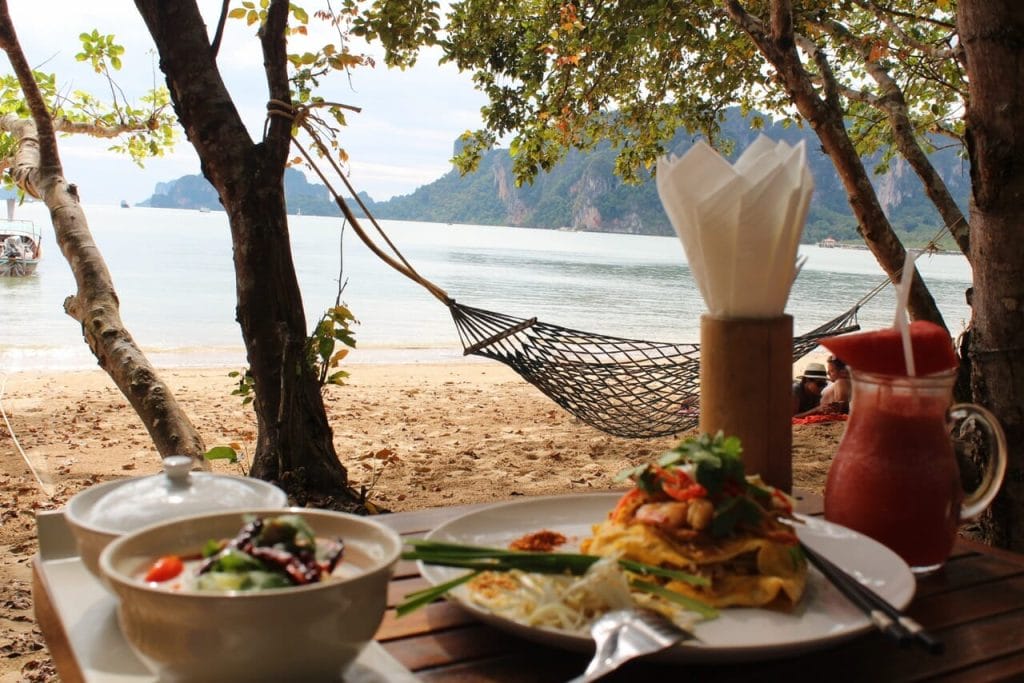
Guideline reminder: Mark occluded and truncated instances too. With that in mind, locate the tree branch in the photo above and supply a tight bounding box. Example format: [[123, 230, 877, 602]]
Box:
[[852, 0, 959, 61], [0, 0, 58, 190], [770, 0, 793, 48], [808, 15, 970, 255], [260, 0, 292, 163], [211, 0, 230, 57], [52, 116, 158, 138], [134, 0, 252, 183]]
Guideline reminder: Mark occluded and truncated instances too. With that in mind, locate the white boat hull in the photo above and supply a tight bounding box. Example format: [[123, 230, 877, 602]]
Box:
[[0, 256, 39, 276]]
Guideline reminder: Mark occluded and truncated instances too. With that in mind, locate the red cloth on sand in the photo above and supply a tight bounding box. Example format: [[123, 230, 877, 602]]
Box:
[[793, 414, 848, 425]]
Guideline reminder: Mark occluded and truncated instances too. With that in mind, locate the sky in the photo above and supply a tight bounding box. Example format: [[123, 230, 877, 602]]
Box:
[[5, 2, 488, 206]]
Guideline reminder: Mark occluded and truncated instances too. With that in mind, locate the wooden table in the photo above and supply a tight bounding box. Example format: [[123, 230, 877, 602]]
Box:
[[35, 491, 1024, 681]]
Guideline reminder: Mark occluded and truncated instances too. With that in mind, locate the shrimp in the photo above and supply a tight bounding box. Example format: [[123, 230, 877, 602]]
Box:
[[635, 498, 715, 533], [635, 501, 690, 530]]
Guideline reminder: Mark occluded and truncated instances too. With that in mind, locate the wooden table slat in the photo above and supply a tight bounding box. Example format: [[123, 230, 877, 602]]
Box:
[[925, 650, 1024, 683], [377, 602, 476, 640], [912, 571, 1024, 629], [392, 557, 423, 579], [387, 575, 432, 608], [414, 648, 587, 682], [381, 623, 537, 672], [914, 550, 1024, 600]]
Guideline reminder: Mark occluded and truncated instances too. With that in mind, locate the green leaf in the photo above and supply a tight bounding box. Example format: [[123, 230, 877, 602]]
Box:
[[204, 446, 239, 463], [617, 559, 708, 587], [318, 336, 333, 362], [709, 495, 763, 538], [630, 580, 718, 619], [396, 571, 479, 616], [207, 548, 264, 573]]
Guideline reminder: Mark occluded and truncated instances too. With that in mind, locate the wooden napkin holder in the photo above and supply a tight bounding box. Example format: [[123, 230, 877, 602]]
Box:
[[699, 314, 793, 492]]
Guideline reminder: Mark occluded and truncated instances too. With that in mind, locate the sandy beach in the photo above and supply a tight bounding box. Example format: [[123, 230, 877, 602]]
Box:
[[0, 360, 845, 681]]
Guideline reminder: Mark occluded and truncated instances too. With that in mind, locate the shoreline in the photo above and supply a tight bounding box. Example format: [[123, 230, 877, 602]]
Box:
[[1, 342, 829, 373], [0, 361, 844, 681]]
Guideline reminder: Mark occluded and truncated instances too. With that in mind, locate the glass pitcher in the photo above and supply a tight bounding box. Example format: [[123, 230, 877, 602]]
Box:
[[824, 368, 1007, 574]]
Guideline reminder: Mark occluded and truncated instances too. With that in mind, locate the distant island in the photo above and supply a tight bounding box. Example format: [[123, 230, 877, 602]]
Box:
[[138, 108, 969, 247]]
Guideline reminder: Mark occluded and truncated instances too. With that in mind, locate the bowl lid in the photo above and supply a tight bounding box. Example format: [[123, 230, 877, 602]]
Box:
[[75, 456, 289, 533]]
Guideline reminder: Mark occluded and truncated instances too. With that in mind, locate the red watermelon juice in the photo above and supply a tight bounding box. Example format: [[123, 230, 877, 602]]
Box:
[[824, 369, 961, 572]]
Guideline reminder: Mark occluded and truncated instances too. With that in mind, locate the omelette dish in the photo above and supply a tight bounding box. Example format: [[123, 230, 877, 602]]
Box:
[[582, 433, 807, 609]]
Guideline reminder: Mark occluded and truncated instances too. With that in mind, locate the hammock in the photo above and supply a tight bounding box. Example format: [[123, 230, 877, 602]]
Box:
[[447, 298, 866, 437], [286, 122, 886, 438]]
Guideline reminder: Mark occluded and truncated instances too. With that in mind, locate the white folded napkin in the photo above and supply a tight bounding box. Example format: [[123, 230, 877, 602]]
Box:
[[656, 135, 813, 318]]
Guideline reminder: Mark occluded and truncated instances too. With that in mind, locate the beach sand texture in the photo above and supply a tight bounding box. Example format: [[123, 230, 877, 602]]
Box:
[[0, 362, 844, 681]]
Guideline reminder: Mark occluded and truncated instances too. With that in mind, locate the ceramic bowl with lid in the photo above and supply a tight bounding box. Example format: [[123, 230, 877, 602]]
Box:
[[65, 455, 289, 580]]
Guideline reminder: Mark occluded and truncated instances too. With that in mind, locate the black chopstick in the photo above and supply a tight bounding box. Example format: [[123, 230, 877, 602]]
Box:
[[801, 542, 944, 655]]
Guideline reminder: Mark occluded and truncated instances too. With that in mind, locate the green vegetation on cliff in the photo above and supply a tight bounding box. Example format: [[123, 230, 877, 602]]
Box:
[[142, 110, 969, 247]]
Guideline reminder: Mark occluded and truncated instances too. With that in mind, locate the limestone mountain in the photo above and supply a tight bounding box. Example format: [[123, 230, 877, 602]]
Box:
[[141, 168, 376, 217], [140, 110, 969, 246], [372, 112, 969, 246]]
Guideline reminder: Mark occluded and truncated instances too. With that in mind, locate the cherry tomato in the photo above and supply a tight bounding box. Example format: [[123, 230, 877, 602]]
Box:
[[144, 555, 184, 582]]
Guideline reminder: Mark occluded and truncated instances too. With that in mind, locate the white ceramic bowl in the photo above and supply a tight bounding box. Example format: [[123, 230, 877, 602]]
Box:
[[99, 507, 402, 682], [65, 456, 289, 580]]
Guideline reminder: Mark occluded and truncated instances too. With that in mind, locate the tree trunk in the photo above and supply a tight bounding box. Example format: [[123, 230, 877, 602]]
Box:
[[132, 0, 365, 510], [884, 99, 970, 257], [958, 1, 1024, 550], [725, 0, 947, 328], [0, 3, 207, 466]]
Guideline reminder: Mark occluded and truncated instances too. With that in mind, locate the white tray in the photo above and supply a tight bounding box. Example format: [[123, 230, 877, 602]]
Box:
[[34, 510, 419, 682]]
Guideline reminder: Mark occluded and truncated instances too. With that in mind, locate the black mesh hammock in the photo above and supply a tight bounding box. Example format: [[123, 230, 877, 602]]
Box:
[[288, 127, 886, 439]]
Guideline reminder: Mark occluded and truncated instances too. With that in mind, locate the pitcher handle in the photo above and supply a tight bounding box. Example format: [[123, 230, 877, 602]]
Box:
[[950, 403, 1008, 521]]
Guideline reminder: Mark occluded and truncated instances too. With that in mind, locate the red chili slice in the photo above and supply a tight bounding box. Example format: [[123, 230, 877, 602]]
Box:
[[771, 487, 794, 514], [144, 555, 184, 582], [662, 481, 707, 502]]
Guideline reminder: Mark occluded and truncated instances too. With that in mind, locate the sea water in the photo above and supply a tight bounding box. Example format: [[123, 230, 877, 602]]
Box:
[[0, 203, 972, 372]]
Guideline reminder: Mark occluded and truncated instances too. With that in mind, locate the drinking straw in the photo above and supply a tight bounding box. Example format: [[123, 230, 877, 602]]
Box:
[[893, 250, 920, 376]]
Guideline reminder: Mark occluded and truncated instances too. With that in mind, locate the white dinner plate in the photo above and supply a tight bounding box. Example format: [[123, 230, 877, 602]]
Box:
[[419, 492, 916, 663]]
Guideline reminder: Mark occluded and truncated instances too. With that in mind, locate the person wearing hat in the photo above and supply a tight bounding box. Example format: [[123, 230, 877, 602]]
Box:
[[792, 362, 829, 415], [795, 356, 853, 417]]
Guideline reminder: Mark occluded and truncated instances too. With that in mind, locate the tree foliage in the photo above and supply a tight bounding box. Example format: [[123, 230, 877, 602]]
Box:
[[0, 31, 175, 175], [404, 1, 963, 195], [339, 0, 961, 327]]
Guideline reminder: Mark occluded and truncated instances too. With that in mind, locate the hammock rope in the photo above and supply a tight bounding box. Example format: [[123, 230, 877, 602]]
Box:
[[278, 102, 899, 437]]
